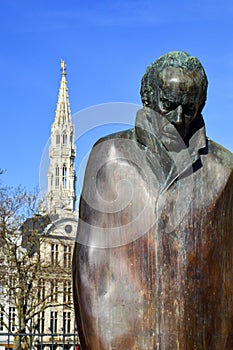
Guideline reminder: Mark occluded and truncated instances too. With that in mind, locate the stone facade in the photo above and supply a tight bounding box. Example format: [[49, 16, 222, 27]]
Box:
[[40, 60, 78, 346], [0, 61, 78, 350]]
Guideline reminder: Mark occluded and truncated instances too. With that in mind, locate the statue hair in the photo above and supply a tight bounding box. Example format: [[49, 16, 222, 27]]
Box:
[[140, 51, 208, 112]]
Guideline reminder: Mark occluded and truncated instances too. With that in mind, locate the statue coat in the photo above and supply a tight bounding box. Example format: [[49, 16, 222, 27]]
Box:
[[73, 110, 233, 350]]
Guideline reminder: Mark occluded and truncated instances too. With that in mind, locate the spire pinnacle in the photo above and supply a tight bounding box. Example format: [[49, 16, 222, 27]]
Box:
[[61, 59, 66, 76]]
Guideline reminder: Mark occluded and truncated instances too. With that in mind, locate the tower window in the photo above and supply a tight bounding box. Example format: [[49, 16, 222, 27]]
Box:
[[62, 166, 67, 188], [63, 134, 67, 145], [56, 134, 60, 144], [55, 167, 59, 187]]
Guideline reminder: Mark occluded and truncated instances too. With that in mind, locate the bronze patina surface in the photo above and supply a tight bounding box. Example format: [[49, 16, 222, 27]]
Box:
[[73, 51, 233, 349]]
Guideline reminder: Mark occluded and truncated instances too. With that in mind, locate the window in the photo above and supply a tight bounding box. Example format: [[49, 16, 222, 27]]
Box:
[[50, 280, 58, 302], [38, 279, 45, 301], [9, 276, 15, 298], [56, 134, 60, 144], [63, 281, 67, 303], [50, 174, 53, 187], [62, 166, 67, 188], [50, 280, 54, 302], [38, 311, 45, 333], [63, 134, 67, 145], [63, 312, 71, 334], [65, 224, 72, 234], [51, 244, 59, 266], [0, 306, 4, 331], [55, 167, 59, 187], [9, 307, 16, 332], [50, 311, 58, 333], [54, 281, 58, 302], [63, 245, 72, 268], [63, 281, 71, 304]]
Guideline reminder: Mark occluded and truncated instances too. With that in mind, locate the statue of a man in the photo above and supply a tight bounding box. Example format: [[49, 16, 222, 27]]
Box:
[[73, 51, 233, 349]]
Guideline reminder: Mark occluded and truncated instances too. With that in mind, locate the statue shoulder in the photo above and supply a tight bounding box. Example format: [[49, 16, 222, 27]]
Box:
[[208, 138, 233, 171], [94, 128, 134, 146], [85, 128, 135, 166], [82, 128, 137, 191]]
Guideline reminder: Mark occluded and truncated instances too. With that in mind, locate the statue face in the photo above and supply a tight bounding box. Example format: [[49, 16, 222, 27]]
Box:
[[155, 66, 203, 145]]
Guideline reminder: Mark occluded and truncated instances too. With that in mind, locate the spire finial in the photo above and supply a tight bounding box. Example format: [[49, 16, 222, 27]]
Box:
[[61, 59, 66, 76]]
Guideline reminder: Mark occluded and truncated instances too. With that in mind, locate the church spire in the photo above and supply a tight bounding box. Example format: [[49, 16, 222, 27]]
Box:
[[47, 61, 76, 218], [53, 60, 71, 127]]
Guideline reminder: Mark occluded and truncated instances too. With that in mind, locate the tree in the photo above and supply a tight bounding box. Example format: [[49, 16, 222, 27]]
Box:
[[0, 173, 74, 350]]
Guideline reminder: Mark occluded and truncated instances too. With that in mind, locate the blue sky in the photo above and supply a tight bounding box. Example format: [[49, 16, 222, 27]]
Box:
[[0, 0, 233, 193]]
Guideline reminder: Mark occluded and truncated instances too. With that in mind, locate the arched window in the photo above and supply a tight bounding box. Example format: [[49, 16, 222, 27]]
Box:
[[56, 134, 60, 144], [63, 134, 67, 145], [55, 166, 59, 187], [62, 166, 67, 188]]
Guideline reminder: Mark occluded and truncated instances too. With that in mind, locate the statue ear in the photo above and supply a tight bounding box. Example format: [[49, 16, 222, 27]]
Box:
[[197, 101, 206, 115], [141, 85, 160, 111]]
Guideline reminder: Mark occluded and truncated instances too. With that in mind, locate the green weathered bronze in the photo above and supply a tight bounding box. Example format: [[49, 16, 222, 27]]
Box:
[[73, 51, 233, 349]]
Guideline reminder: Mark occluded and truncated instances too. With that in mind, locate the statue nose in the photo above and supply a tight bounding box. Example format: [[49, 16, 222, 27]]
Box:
[[173, 105, 183, 125]]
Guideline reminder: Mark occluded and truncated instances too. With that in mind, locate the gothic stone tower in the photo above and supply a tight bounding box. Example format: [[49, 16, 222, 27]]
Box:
[[47, 61, 76, 218]]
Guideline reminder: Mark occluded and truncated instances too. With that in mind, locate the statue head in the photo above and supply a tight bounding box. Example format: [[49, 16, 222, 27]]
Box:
[[140, 51, 208, 143]]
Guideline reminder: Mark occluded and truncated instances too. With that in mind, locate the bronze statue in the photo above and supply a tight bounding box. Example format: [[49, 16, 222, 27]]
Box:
[[73, 51, 233, 349]]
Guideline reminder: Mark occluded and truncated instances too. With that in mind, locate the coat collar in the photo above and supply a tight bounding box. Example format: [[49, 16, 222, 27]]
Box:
[[134, 107, 207, 191]]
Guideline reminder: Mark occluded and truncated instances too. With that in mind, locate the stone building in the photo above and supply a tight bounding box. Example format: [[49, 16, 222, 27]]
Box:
[[37, 60, 78, 348], [0, 61, 79, 350]]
